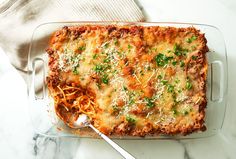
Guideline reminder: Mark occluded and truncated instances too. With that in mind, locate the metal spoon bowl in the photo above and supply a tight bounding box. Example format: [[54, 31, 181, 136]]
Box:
[[74, 114, 135, 159]]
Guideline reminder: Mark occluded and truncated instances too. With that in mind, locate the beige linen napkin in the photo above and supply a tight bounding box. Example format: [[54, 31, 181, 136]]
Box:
[[0, 0, 144, 78]]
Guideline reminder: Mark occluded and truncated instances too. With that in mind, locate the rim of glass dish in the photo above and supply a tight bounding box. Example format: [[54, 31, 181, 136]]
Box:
[[27, 21, 228, 139]]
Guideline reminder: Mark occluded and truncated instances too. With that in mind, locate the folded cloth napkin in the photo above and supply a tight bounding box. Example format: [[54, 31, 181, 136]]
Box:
[[0, 0, 144, 79]]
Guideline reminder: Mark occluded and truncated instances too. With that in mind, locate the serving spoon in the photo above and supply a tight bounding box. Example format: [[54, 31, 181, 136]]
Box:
[[74, 114, 136, 159]]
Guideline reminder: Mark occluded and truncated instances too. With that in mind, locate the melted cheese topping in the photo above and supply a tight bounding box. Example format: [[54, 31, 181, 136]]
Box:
[[47, 25, 208, 136]]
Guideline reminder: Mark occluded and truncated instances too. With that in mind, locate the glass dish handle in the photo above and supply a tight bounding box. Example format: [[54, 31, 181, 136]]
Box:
[[31, 58, 46, 100], [210, 61, 224, 102]]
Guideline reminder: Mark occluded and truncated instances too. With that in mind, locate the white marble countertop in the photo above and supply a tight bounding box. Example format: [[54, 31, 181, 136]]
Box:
[[0, 0, 236, 158]]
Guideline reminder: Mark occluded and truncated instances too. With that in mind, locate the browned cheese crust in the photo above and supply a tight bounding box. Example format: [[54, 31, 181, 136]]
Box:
[[46, 25, 208, 136]]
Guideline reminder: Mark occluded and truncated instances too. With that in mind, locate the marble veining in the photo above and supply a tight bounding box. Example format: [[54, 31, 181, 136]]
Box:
[[177, 140, 191, 159]]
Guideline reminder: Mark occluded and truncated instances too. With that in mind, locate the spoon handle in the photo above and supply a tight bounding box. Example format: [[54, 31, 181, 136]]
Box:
[[89, 124, 136, 159]]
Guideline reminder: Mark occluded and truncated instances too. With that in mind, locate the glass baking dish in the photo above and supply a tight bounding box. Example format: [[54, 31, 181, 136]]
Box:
[[27, 22, 228, 139]]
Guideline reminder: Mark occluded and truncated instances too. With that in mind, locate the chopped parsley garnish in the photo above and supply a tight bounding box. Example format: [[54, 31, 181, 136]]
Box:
[[161, 80, 168, 85], [104, 64, 111, 70], [144, 97, 155, 108], [93, 54, 98, 59], [155, 53, 173, 67], [175, 78, 180, 84], [172, 61, 177, 66], [173, 109, 178, 115], [103, 58, 110, 63], [186, 77, 192, 90], [104, 42, 109, 49], [186, 35, 197, 43], [158, 75, 163, 79], [183, 110, 189, 115], [94, 64, 103, 72], [117, 51, 123, 58], [139, 70, 144, 76], [192, 36, 197, 40], [114, 39, 118, 45], [191, 55, 197, 60], [72, 67, 79, 75], [78, 46, 86, 51], [70, 56, 78, 63], [167, 84, 174, 93], [155, 54, 165, 66], [180, 61, 185, 67], [186, 38, 191, 43], [122, 86, 128, 91], [173, 44, 182, 56], [126, 115, 136, 123], [96, 83, 101, 89], [128, 44, 132, 49], [129, 99, 135, 105], [191, 45, 197, 51], [112, 69, 118, 75], [102, 74, 109, 84], [173, 43, 188, 56], [112, 105, 119, 111], [152, 47, 157, 51], [172, 92, 178, 104]]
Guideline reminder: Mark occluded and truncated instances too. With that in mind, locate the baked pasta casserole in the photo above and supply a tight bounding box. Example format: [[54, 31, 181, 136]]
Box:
[[46, 25, 208, 136]]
